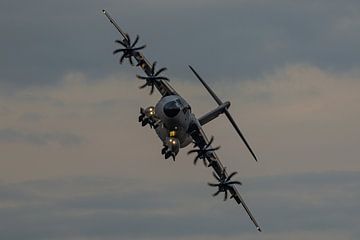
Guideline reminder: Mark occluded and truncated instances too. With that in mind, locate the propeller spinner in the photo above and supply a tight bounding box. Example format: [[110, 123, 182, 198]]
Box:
[[113, 34, 146, 65], [137, 61, 169, 95], [187, 136, 220, 166], [208, 170, 242, 201]]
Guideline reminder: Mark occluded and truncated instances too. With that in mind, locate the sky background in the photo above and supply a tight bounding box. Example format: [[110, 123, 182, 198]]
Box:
[[1, 0, 360, 239]]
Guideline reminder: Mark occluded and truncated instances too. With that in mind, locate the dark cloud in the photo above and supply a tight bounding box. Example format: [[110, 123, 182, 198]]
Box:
[[247, 171, 360, 233], [0, 171, 359, 240], [1, 0, 360, 91], [0, 128, 84, 146], [1, 1, 360, 239]]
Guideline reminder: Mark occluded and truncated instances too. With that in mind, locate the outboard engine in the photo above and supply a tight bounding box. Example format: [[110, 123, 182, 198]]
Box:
[[162, 137, 180, 161]]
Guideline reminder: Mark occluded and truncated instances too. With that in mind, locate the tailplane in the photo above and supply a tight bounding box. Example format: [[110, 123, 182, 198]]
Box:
[[189, 65, 258, 162]]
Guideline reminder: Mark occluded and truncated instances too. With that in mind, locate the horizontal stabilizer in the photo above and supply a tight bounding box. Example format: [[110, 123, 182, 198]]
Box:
[[189, 65, 258, 162]]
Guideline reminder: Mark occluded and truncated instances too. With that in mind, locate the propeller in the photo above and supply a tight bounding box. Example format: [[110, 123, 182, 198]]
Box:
[[136, 61, 169, 95], [187, 136, 220, 166], [192, 141, 199, 148], [113, 34, 146, 65], [208, 170, 242, 201], [138, 107, 159, 128], [165, 151, 176, 161], [161, 145, 176, 161]]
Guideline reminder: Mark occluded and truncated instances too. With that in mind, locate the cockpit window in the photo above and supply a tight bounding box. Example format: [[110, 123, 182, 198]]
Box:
[[163, 100, 181, 118], [175, 99, 183, 107]]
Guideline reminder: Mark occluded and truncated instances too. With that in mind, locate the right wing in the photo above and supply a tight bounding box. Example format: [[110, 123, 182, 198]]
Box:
[[191, 124, 262, 232], [102, 9, 177, 97]]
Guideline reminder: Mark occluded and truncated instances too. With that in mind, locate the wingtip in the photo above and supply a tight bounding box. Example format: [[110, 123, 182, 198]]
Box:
[[252, 152, 258, 162], [102, 9, 106, 14], [257, 227, 262, 232]]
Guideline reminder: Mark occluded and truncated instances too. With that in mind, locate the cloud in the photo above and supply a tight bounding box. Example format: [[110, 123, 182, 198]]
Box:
[[1, 1, 360, 239], [0, 128, 83, 147], [247, 171, 360, 233], [204, 64, 360, 177], [0, 64, 359, 180], [2, 0, 360, 90], [0, 171, 359, 240], [0, 65, 359, 239]]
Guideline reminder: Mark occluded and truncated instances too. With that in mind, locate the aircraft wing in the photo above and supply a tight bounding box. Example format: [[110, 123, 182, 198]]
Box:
[[191, 125, 262, 232], [103, 10, 177, 97]]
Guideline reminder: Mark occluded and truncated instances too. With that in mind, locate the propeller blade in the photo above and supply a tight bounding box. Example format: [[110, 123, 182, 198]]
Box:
[[129, 56, 134, 66], [226, 171, 238, 181], [187, 149, 199, 154], [226, 181, 242, 185], [132, 45, 146, 51], [142, 118, 149, 126], [136, 75, 148, 80], [208, 182, 219, 187], [120, 54, 126, 64], [213, 190, 221, 196], [224, 190, 228, 201], [202, 158, 208, 166], [155, 67, 167, 76], [194, 155, 200, 163], [207, 146, 220, 152], [131, 35, 139, 48], [139, 83, 148, 89], [113, 48, 125, 54], [151, 61, 157, 75], [165, 151, 171, 159], [115, 40, 127, 48], [206, 136, 214, 148]]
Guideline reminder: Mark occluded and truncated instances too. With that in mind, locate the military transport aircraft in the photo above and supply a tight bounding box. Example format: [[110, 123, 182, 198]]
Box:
[[102, 10, 261, 231]]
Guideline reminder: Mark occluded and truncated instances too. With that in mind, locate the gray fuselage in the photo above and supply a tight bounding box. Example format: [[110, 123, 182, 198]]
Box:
[[154, 95, 195, 149]]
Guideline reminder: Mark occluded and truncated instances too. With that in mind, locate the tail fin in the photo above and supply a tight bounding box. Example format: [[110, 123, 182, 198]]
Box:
[[189, 65, 258, 162]]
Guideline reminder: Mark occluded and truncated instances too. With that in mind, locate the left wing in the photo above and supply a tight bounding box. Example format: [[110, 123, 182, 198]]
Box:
[[190, 124, 261, 232], [102, 10, 177, 97]]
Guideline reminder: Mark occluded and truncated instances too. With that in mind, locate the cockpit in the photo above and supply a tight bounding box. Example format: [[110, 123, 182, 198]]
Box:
[[163, 99, 182, 118]]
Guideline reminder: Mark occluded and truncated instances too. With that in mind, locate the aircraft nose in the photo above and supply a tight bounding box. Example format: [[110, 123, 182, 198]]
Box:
[[163, 101, 180, 118]]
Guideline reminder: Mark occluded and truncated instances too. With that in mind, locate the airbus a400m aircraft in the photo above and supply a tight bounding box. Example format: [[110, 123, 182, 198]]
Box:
[[102, 10, 261, 231]]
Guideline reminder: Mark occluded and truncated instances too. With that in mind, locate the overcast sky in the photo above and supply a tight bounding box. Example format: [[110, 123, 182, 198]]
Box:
[[1, 1, 360, 240]]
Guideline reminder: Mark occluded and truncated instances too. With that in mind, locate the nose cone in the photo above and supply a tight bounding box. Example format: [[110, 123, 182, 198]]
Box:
[[163, 101, 180, 118]]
